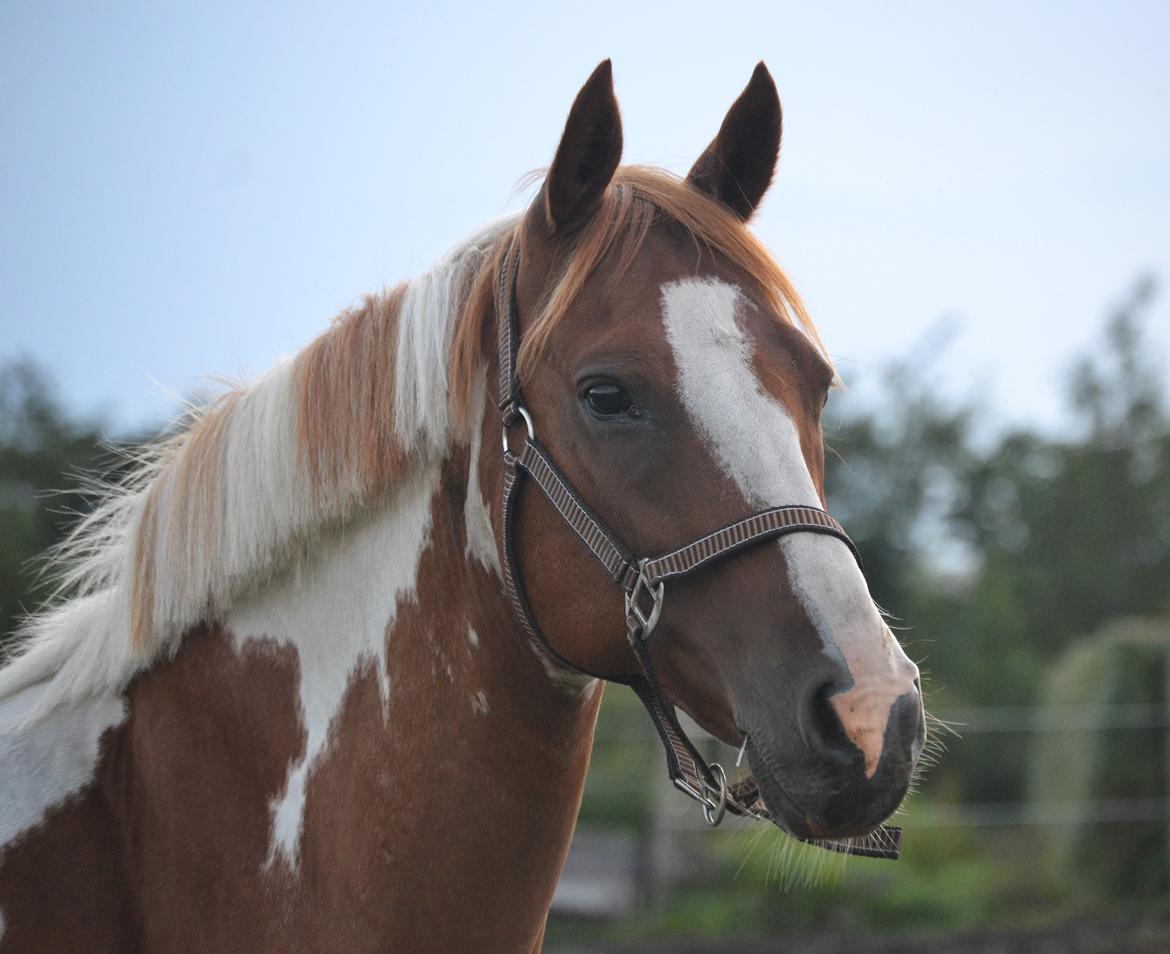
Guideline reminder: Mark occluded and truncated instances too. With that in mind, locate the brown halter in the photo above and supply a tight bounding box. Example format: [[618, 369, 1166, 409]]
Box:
[[496, 245, 902, 860]]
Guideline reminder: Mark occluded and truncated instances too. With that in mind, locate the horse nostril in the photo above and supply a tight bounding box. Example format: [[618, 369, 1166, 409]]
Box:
[[807, 680, 852, 756], [897, 690, 928, 760], [803, 676, 924, 778]]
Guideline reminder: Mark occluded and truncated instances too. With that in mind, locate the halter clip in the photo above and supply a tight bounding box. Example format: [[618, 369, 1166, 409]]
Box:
[[673, 762, 728, 826], [624, 559, 664, 639]]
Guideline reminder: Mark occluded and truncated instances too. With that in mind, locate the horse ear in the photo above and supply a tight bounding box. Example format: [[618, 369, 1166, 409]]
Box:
[[543, 59, 623, 235], [687, 62, 782, 221]]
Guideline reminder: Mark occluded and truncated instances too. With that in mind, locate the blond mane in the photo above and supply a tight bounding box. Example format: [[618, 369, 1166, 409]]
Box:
[[1, 167, 823, 717], [0, 216, 514, 716]]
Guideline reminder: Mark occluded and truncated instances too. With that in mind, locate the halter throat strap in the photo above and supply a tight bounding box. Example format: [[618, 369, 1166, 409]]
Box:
[[493, 244, 901, 861]]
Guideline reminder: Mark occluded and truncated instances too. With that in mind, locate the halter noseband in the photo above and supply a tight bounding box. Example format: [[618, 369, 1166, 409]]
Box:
[[495, 244, 901, 860]]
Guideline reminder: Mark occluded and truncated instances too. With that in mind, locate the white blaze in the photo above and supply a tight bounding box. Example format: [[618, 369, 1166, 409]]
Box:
[[660, 278, 917, 778]]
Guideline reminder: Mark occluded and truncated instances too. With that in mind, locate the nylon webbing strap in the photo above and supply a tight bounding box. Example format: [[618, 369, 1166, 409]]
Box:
[[515, 441, 635, 586], [502, 452, 612, 681], [496, 244, 522, 416], [643, 504, 862, 584], [628, 643, 713, 789], [512, 440, 861, 595]]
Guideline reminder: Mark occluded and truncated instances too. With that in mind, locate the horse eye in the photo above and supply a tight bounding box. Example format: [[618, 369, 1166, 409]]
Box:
[[584, 382, 635, 418]]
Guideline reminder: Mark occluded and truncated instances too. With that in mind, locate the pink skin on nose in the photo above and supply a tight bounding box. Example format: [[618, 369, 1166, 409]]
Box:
[[827, 626, 920, 778]]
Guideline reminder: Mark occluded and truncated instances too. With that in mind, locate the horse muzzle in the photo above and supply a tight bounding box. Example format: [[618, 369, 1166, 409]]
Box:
[[741, 686, 925, 841]]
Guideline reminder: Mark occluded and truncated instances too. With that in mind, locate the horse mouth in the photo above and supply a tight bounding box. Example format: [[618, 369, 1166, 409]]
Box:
[[740, 733, 834, 839], [738, 729, 908, 856]]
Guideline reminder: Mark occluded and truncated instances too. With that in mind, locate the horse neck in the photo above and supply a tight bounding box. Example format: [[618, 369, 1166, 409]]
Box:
[[195, 406, 604, 942], [0, 435, 603, 951]]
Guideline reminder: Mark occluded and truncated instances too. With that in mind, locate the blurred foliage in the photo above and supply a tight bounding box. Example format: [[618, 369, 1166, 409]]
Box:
[[0, 358, 124, 652], [579, 686, 657, 831], [708, 825, 1053, 936], [1028, 617, 1168, 900], [948, 279, 1169, 708], [831, 279, 1167, 686]]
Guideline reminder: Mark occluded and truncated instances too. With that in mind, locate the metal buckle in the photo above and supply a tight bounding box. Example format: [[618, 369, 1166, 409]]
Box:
[[673, 762, 728, 826], [501, 405, 535, 455], [624, 559, 664, 639]]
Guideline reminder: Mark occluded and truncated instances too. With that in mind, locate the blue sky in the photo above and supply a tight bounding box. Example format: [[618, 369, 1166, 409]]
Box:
[[3, 1, 1168, 434]]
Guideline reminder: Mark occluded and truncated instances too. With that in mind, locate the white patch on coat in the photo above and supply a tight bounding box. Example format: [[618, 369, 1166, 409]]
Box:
[[0, 685, 125, 852], [660, 278, 918, 779], [464, 372, 501, 575], [534, 652, 599, 695], [470, 689, 489, 716], [226, 463, 440, 867], [467, 627, 480, 650]]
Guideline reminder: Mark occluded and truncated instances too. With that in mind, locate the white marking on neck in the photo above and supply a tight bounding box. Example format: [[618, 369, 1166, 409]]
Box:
[[461, 376, 593, 694], [660, 278, 915, 779], [533, 651, 599, 695], [0, 686, 126, 851], [464, 372, 501, 575], [226, 463, 440, 867]]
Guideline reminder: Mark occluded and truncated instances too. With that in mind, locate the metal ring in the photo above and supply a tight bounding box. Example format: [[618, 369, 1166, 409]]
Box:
[[701, 763, 728, 827], [501, 405, 535, 453]]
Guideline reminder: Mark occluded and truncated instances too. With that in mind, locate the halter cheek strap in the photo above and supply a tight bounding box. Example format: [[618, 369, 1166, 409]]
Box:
[[495, 244, 901, 861]]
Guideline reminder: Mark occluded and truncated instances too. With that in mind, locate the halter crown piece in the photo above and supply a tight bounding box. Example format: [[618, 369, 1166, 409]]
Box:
[[495, 245, 902, 860]]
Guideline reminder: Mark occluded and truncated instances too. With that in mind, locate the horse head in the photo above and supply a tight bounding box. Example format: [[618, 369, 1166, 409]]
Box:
[[491, 60, 925, 843]]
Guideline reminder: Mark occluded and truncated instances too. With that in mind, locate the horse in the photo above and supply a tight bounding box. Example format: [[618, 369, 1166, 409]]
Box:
[[0, 60, 924, 952]]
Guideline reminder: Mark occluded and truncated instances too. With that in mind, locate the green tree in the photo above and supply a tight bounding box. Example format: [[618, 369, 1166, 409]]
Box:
[[953, 279, 1170, 706], [824, 323, 977, 618], [0, 358, 116, 651], [1028, 617, 1168, 902], [824, 278, 1169, 806]]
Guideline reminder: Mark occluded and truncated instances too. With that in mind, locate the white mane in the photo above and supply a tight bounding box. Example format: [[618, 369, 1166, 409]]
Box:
[[0, 215, 517, 723]]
